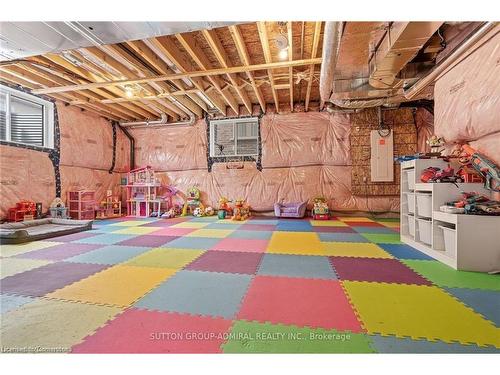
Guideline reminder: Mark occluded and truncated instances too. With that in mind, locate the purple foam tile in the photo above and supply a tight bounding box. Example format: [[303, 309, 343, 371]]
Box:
[[312, 226, 356, 233], [116, 235, 178, 247], [329, 257, 432, 285], [139, 220, 183, 228], [0, 262, 109, 297], [239, 224, 276, 231], [15, 243, 103, 261], [186, 250, 263, 275], [50, 232, 100, 242]]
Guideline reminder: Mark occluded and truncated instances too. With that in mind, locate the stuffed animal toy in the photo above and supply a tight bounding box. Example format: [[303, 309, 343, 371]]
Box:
[[204, 206, 215, 216], [232, 199, 250, 221], [193, 207, 205, 217]]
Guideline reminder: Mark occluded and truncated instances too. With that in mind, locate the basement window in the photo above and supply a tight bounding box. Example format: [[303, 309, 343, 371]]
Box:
[[209, 117, 259, 157], [0, 85, 54, 149]]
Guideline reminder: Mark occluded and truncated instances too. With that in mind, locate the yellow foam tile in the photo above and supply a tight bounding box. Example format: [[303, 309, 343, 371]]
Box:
[[267, 231, 325, 255], [48, 265, 175, 307], [186, 228, 234, 238], [380, 222, 400, 228], [1, 258, 53, 279], [0, 241, 62, 258], [323, 242, 393, 258], [0, 299, 121, 350], [343, 281, 500, 348], [310, 220, 348, 227], [126, 248, 204, 269], [111, 226, 163, 235], [170, 222, 210, 229], [336, 217, 375, 222], [109, 220, 150, 227]]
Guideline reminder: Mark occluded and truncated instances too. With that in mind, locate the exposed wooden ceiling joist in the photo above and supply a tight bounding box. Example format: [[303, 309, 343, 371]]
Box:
[[305, 21, 322, 111], [257, 22, 280, 113]]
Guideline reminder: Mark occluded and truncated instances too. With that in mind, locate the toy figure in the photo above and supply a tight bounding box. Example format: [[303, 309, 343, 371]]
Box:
[[182, 187, 204, 216], [426, 135, 445, 154], [217, 196, 233, 219], [204, 206, 215, 216], [312, 197, 330, 220], [232, 199, 250, 221]]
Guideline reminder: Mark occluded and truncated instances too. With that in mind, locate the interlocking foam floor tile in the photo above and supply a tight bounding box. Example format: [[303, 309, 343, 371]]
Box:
[[1, 241, 62, 257], [323, 242, 393, 258], [74, 233, 136, 245], [109, 220, 150, 227], [239, 224, 277, 232], [186, 228, 234, 238], [228, 230, 273, 240], [402, 260, 500, 291], [370, 335, 500, 353], [66, 245, 151, 265], [47, 265, 175, 307], [190, 216, 219, 222], [139, 220, 183, 227], [222, 320, 374, 353], [186, 250, 263, 274], [211, 238, 268, 253], [351, 226, 398, 234], [1, 262, 108, 297], [147, 227, 196, 236], [166, 236, 221, 250], [92, 225, 130, 233], [312, 226, 356, 233], [116, 234, 178, 247], [267, 232, 325, 255], [111, 226, 163, 235], [318, 233, 369, 243], [1, 294, 36, 313], [345, 221, 385, 227], [49, 232, 100, 242], [125, 248, 204, 269], [170, 222, 210, 229], [337, 217, 374, 222], [342, 281, 500, 347], [238, 276, 362, 331], [378, 244, 433, 260], [72, 308, 232, 353], [445, 288, 500, 326], [360, 233, 401, 244], [379, 221, 401, 228], [15, 243, 103, 261], [204, 222, 243, 230], [330, 257, 431, 285], [258, 254, 337, 279], [0, 258, 53, 279], [247, 218, 279, 225], [0, 299, 121, 350], [276, 221, 313, 232], [310, 220, 348, 227], [135, 270, 252, 319]]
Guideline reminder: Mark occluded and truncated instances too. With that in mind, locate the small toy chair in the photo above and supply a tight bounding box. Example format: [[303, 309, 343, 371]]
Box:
[[274, 200, 308, 218]]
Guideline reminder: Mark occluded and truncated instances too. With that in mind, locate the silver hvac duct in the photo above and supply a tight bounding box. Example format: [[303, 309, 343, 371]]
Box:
[[319, 22, 344, 104]]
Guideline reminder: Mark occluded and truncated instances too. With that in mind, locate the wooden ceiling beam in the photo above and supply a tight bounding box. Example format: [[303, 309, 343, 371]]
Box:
[[257, 22, 280, 113], [288, 21, 294, 112], [305, 22, 322, 111], [202, 29, 252, 114], [175, 32, 239, 114]]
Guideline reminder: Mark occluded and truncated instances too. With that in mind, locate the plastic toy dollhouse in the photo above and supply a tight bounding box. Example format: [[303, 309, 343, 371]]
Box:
[[126, 166, 161, 217]]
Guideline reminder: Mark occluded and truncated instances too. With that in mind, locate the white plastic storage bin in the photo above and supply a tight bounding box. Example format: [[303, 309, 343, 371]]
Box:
[[416, 193, 432, 218], [404, 214, 415, 236], [439, 225, 457, 259], [405, 192, 415, 214], [405, 169, 415, 190], [417, 218, 432, 245]]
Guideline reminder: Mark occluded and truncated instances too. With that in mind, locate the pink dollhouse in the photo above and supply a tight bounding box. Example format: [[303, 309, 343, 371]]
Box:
[[126, 166, 161, 217]]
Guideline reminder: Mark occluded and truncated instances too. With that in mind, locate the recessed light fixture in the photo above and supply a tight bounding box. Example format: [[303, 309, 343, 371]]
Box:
[[278, 48, 288, 60], [124, 85, 135, 98]]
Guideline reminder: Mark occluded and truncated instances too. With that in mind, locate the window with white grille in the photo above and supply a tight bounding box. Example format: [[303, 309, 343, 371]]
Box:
[[0, 85, 54, 148], [209, 117, 259, 157]]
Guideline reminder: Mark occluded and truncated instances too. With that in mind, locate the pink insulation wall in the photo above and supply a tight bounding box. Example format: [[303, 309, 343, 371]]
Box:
[[0, 102, 130, 218], [130, 111, 400, 213], [434, 32, 500, 165]]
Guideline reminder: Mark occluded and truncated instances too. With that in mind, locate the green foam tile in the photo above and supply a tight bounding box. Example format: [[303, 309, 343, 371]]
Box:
[[360, 233, 401, 244], [402, 260, 500, 291], [222, 320, 374, 353]]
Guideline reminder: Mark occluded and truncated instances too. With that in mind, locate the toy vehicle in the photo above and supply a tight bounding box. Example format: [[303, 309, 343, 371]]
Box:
[[312, 197, 330, 220], [422, 165, 463, 183], [457, 165, 484, 183]]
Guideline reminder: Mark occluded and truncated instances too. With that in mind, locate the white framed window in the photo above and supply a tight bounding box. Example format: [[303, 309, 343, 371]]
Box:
[[0, 85, 54, 148], [209, 117, 259, 157]]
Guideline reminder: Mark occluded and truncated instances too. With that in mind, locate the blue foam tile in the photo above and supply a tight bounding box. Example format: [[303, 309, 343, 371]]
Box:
[[258, 254, 337, 280], [166, 236, 222, 250], [1, 294, 36, 313], [445, 287, 500, 327], [91, 226, 127, 233], [74, 233, 136, 245], [205, 222, 243, 230], [318, 233, 369, 243], [351, 226, 398, 234], [228, 230, 273, 240], [276, 222, 313, 232], [189, 216, 219, 222], [247, 219, 279, 225], [135, 270, 252, 319], [65, 245, 152, 265], [370, 335, 500, 353], [378, 244, 433, 260]]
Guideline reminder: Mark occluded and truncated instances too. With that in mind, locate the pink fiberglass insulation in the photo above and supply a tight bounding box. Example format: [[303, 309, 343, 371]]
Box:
[[0, 145, 55, 217], [415, 107, 434, 153], [434, 32, 500, 155]]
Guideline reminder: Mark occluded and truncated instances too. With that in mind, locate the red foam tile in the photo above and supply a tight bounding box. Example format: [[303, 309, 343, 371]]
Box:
[[346, 221, 385, 227], [186, 250, 263, 274], [330, 257, 432, 285], [238, 275, 362, 331], [148, 227, 196, 236], [211, 238, 268, 253], [72, 308, 232, 353]]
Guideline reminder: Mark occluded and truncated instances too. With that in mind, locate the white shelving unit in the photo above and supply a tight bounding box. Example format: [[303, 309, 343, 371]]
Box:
[[400, 159, 500, 272]]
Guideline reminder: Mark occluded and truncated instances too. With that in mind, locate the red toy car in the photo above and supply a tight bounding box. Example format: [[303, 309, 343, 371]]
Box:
[[421, 165, 463, 183]]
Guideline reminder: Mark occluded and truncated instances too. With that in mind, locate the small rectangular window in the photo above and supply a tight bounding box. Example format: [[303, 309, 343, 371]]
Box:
[[209, 117, 259, 157], [0, 85, 54, 149]]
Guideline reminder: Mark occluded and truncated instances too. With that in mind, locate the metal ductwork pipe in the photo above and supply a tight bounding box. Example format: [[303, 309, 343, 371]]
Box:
[[319, 22, 344, 104]]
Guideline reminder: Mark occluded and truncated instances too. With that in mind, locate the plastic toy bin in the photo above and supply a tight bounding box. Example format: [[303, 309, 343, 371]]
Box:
[[439, 225, 457, 258], [416, 193, 432, 218], [405, 169, 415, 190], [404, 214, 415, 236], [417, 218, 432, 245], [405, 193, 415, 214]]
